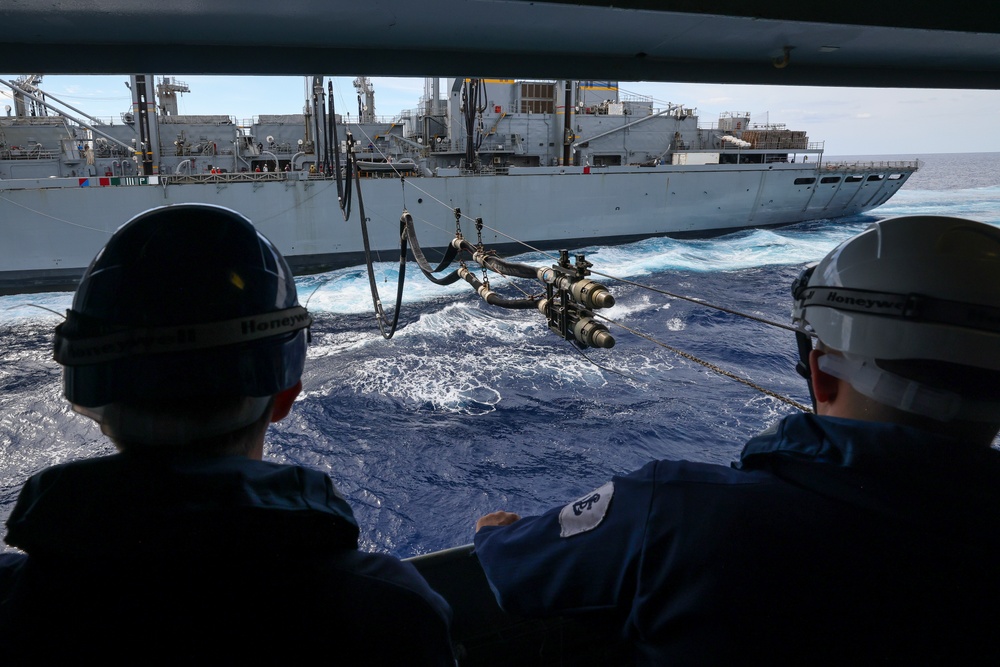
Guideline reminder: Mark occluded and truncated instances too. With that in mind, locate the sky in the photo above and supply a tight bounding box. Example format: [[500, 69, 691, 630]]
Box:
[[3, 74, 999, 156]]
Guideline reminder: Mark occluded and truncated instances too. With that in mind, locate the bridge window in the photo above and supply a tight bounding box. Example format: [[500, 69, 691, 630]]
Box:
[[794, 177, 816, 185], [820, 176, 841, 184]]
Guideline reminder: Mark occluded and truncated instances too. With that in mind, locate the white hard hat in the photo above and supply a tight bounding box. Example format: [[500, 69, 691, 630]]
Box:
[[792, 215, 1000, 420]]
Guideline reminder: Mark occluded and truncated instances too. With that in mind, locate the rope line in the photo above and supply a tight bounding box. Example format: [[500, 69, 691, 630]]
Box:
[[594, 311, 812, 413], [589, 269, 801, 333], [0, 194, 113, 233]]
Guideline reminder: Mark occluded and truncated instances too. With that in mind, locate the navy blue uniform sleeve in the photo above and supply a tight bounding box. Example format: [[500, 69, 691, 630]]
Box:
[[474, 461, 657, 617]]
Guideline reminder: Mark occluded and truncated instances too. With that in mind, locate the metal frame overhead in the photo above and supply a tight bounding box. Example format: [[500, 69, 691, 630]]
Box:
[[2, 1, 999, 88]]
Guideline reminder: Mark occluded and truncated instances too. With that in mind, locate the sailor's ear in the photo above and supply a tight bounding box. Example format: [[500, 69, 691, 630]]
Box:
[[808, 349, 839, 406], [270, 380, 302, 423]]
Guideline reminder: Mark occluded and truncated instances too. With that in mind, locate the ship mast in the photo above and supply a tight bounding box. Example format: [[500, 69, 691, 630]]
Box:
[[129, 75, 160, 175], [353, 77, 376, 123], [11, 75, 45, 117], [562, 80, 573, 166], [155, 77, 190, 116]]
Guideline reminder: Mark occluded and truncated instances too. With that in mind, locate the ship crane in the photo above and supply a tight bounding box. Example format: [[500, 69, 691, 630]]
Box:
[[11, 75, 45, 117], [156, 77, 190, 116], [353, 77, 376, 123]]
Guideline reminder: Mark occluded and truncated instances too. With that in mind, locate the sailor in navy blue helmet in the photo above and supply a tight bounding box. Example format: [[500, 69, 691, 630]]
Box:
[[474, 216, 1000, 665], [0, 204, 454, 665], [53, 202, 311, 449]]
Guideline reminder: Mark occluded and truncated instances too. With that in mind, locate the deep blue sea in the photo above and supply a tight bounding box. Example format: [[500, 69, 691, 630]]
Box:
[[2, 152, 999, 556]]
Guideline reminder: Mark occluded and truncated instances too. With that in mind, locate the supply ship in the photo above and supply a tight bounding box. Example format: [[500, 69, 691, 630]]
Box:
[[0, 75, 918, 294]]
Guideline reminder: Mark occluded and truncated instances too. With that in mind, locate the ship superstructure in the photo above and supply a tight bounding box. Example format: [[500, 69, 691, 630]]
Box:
[[0, 76, 917, 293]]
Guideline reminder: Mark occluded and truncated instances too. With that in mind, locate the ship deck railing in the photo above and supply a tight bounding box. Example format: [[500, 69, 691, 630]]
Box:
[[0, 116, 67, 127], [159, 171, 386, 185], [239, 114, 399, 127], [743, 141, 812, 150], [160, 171, 289, 185], [821, 160, 920, 172], [458, 166, 511, 176], [1, 148, 60, 160], [94, 150, 134, 160], [49, 160, 924, 187], [711, 143, 825, 153]]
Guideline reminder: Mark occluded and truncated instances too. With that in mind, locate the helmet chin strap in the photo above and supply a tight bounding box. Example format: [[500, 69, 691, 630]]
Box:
[[74, 397, 272, 446], [816, 353, 1000, 423], [791, 262, 819, 414], [794, 330, 818, 414]]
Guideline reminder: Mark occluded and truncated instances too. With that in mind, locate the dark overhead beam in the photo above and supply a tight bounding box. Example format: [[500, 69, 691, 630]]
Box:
[[2, 1, 999, 89], [5, 44, 999, 91], [526, 0, 1000, 34]]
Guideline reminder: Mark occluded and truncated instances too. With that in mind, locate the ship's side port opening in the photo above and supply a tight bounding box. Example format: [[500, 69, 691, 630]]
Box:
[[845, 175, 864, 182], [888, 173, 905, 180], [821, 176, 841, 184], [867, 174, 885, 181], [509, 155, 541, 167], [794, 177, 816, 185], [592, 154, 622, 167]]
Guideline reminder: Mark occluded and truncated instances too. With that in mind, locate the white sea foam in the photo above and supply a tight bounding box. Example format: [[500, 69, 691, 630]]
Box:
[[665, 317, 686, 332], [603, 292, 662, 320], [0, 292, 72, 325], [345, 352, 505, 414], [877, 188, 1000, 222], [302, 298, 617, 414]]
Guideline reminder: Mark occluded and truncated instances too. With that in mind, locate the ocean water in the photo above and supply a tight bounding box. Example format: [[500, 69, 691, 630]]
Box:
[[2, 152, 999, 557]]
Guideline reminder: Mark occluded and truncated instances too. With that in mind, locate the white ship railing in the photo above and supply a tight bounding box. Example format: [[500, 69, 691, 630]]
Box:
[[821, 160, 920, 172], [160, 172, 288, 185], [716, 143, 825, 153], [242, 114, 399, 126]]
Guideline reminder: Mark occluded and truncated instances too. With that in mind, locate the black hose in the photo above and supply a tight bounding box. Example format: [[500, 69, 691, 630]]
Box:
[[321, 82, 332, 175], [328, 80, 345, 206], [458, 268, 539, 310], [462, 79, 486, 167], [311, 80, 322, 175], [478, 253, 541, 280], [401, 212, 462, 285], [451, 238, 540, 280], [342, 133, 354, 220], [355, 150, 405, 339], [462, 80, 474, 167]]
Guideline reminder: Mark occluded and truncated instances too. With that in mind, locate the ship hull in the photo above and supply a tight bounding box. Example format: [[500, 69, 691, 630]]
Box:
[[0, 161, 912, 294]]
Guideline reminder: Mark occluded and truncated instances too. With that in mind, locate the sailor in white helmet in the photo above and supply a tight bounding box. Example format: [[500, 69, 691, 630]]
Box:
[[473, 215, 1000, 665], [790, 214, 1000, 440]]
